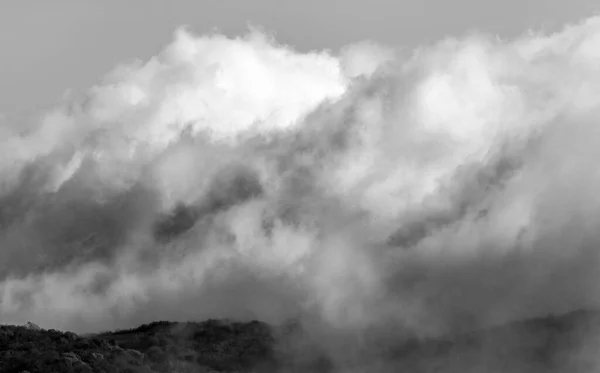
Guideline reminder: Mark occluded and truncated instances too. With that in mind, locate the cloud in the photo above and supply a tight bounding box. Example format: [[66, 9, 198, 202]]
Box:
[[0, 16, 600, 357]]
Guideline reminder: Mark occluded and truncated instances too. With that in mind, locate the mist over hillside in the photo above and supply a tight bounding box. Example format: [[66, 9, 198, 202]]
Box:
[[2, 310, 600, 372], [1, 11, 600, 373]]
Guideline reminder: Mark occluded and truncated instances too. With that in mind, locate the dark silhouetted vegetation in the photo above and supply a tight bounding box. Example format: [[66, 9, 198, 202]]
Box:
[[2, 310, 600, 372], [0, 319, 277, 373]]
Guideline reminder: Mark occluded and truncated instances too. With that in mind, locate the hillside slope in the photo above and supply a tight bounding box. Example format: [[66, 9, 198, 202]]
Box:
[[1, 310, 599, 373]]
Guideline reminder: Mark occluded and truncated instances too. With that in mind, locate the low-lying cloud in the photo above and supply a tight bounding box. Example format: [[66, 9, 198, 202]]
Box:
[[1, 16, 600, 352]]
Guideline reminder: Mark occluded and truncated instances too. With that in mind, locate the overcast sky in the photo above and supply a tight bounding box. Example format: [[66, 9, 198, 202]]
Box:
[[1, 0, 599, 117]]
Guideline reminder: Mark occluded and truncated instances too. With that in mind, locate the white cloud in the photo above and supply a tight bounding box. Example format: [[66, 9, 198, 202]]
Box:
[[1, 17, 600, 346]]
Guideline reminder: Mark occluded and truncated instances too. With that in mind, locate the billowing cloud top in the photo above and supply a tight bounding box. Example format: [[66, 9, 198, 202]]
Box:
[[1, 16, 600, 345]]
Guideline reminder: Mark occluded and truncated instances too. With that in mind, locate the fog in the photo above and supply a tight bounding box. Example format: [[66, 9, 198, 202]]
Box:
[[0, 18, 600, 369]]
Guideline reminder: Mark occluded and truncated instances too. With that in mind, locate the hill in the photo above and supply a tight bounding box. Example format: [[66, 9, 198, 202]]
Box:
[[1, 310, 599, 372]]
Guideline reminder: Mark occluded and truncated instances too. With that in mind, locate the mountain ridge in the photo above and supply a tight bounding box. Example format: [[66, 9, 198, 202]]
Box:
[[1, 309, 599, 373]]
